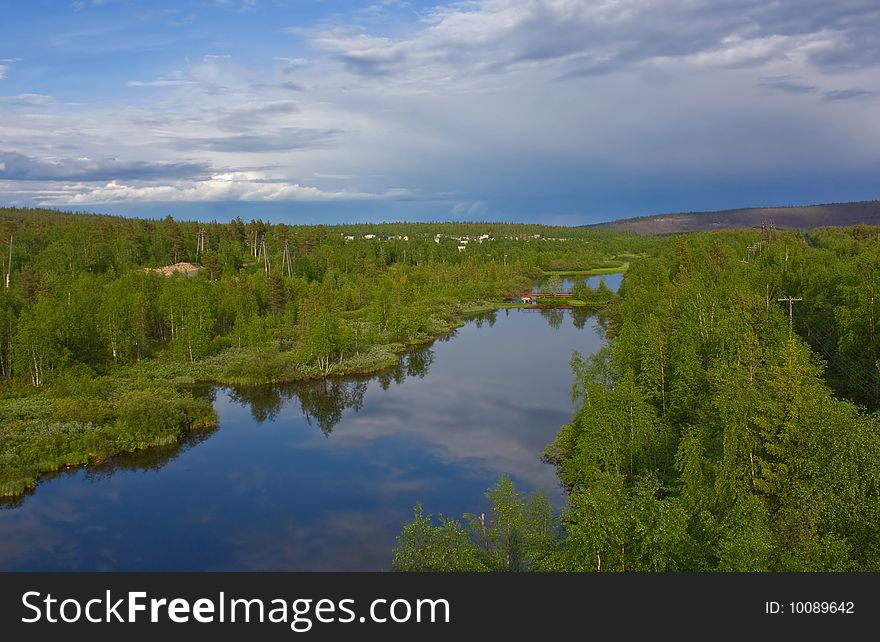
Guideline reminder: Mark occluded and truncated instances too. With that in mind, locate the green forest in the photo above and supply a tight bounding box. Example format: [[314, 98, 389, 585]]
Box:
[[0, 207, 642, 496], [393, 225, 880, 572], [3, 207, 879, 572]]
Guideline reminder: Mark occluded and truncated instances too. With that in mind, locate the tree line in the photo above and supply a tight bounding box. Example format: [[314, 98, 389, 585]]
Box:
[[394, 227, 880, 571], [0, 207, 644, 496]]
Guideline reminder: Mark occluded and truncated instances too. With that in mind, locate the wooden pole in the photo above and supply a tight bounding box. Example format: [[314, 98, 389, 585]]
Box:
[[5, 234, 11, 289], [777, 296, 803, 330], [261, 238, 270, 275], [282, 239, 292, 278]]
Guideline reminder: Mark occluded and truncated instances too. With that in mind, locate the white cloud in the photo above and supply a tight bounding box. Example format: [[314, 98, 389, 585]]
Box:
[[4, 1, 880, 213], [0, 93, 54, 105], [0, 58, 22, 81], [32, 172, 405, 204], [127, 78, 199, 87], [306, 0, 880, 85]]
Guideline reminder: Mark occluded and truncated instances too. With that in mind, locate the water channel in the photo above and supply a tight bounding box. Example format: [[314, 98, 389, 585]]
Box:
[[0, 273, 621, 570]]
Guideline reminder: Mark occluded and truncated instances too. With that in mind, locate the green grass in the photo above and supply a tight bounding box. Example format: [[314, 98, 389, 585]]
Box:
[[0, 387, 216, 497], [540, 264, 629, 277]]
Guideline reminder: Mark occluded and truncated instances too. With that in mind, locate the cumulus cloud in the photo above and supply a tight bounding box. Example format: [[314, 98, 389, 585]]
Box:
[[53, 172, 393, 204]]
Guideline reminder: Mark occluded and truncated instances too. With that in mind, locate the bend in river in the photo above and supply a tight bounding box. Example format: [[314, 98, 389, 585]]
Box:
[[0, 273, 621, 571]]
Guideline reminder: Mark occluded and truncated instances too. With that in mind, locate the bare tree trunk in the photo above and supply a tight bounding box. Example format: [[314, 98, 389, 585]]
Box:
[[31, 346, 41, 387], [5, 234, 11, 289]]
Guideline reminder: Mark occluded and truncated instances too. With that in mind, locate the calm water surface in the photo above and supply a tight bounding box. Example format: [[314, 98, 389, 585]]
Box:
[[0, 275, 619, 571]]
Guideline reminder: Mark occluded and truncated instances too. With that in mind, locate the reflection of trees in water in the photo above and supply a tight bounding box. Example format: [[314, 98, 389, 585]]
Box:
[[296, 379, 368, 436], [472, 310, 498, 328], [539, 307, 565, 330], [1, 345, 440, 510], [85, 428, 219, 480], [228, 385, 289, 423], [437, 328, 458, 343], [228, 345, 435, 435], [376, 345, 435, 390], [405, 347, 434, 378], [1, 425, 220, 509], [0, 492, 26, 509], [570, 306, 591, 330]]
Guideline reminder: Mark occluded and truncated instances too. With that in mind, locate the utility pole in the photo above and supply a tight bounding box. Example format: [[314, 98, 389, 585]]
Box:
[[5, 234, 11, 289], [282, 239, 293, 278], [747, 243, 760, 262], [777, 295, 803, 330], [260, 237, 270, 275]]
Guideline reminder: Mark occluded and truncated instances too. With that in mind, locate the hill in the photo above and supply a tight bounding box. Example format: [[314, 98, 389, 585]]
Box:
[[598, 200, 880, 234]]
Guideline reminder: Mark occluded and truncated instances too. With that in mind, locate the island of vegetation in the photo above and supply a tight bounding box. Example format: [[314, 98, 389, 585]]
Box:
[[0, 207, 642, 496]]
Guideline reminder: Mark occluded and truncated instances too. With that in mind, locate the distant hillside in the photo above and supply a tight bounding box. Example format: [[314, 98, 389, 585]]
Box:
[[598, 200, 880, 234]]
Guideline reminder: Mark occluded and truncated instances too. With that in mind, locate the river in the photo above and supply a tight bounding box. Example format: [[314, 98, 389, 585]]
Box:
[[0, 273, 621, 571]]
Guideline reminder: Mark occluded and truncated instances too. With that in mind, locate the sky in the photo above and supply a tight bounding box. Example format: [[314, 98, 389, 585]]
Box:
[[1, 0, 879, 225]]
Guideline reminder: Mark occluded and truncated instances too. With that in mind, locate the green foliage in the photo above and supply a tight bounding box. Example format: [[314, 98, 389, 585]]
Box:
[[0, 385, 215, 496], [392, 504, 489, 572], [0, 206, 651, 496], [394, 476, 561, 572], [395, 227, 880, 572]]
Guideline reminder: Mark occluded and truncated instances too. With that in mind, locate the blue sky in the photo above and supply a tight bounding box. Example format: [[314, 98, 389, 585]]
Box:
[[1, 0, 879, 224]]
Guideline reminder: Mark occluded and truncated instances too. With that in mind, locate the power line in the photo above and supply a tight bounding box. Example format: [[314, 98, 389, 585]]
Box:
[[777, 295, 803, 330]]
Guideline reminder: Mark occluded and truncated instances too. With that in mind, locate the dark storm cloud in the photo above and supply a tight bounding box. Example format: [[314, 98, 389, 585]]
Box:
[[822, 88, 876, 101], [0, 150, 212, 181], [336, 50, 406, 77], [758, 76, 819, 95]]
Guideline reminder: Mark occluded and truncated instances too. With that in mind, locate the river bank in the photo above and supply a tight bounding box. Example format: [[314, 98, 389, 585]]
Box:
[[0, 274, 623, 498], [0, 305, 608, 570]]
